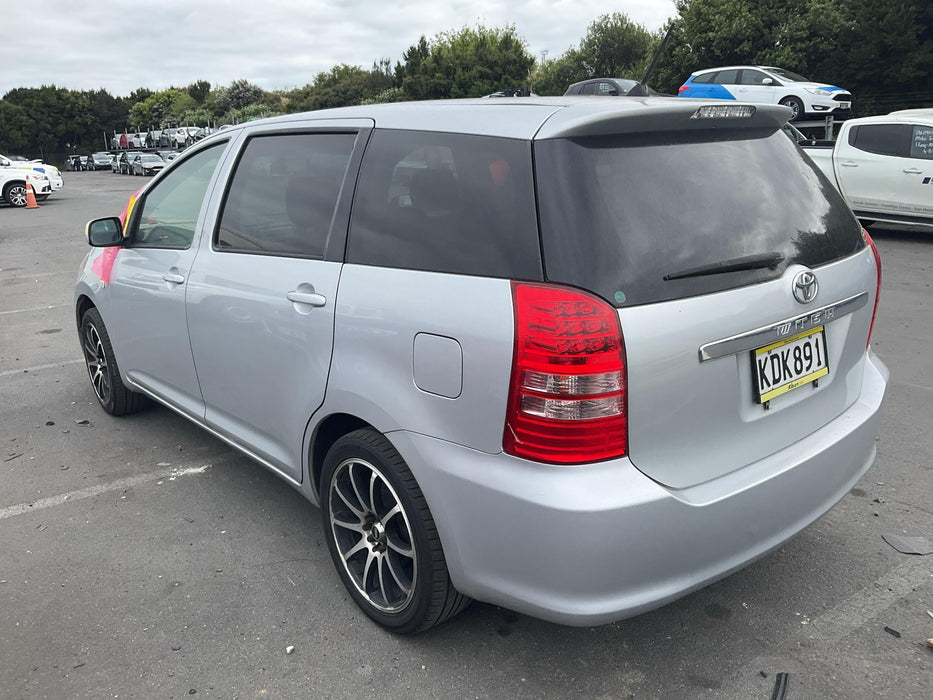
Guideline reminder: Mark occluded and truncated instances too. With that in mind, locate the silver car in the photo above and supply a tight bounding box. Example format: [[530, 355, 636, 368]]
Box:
[[76, 98, 887, 633]]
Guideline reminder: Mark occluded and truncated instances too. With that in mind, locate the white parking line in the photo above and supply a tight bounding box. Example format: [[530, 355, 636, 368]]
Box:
[[0, 304, 61, 316], [0, 462, 218, 520], [0, 358, 84, 378]]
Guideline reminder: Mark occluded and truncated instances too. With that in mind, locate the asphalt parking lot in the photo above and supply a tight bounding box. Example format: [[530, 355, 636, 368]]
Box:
[[2, 172, 932, 699]]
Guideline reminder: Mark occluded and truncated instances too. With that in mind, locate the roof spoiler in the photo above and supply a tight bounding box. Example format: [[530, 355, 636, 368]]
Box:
[[626, 24, 674, 97]]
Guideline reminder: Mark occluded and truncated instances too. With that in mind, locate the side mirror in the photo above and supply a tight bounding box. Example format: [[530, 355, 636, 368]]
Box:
[[85, 217, 124, 247], [762, 78, 774, 85]]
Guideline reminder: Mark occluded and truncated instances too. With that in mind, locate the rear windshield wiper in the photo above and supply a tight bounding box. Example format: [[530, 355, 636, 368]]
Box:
[[664, 252, 785, 281]]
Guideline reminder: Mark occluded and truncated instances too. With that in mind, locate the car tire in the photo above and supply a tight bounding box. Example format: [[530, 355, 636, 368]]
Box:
[[80, 307, 148, 416], [3, 182, 28, 207], [779, 96, 805, 121], [321, 428, 470, 633]]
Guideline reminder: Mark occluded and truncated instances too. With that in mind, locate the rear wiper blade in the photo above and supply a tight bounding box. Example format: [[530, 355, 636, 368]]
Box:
[[664, 251, 785, 281]]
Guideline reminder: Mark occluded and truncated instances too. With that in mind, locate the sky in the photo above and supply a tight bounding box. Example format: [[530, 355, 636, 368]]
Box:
[[2, 0, 676, 98]]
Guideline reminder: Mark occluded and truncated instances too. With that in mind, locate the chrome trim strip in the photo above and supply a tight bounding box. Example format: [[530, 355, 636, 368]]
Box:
[[699, 292, 869, 362]]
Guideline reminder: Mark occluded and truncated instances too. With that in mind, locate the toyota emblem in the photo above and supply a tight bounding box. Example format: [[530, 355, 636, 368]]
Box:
[[793, 270, 819, 304]]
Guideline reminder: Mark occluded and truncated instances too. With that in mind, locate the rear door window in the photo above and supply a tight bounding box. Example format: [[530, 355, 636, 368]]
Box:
[[215, 132, 356, 258], [534, 129, 864, 307], [848, 124, 909, 157], [347, 130, 541, 279], [713, 70, 739, 85]]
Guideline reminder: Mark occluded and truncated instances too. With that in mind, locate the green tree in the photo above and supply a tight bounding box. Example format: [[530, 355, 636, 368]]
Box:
[[186, 80, 211, 104], [576, 12, 656, 79], [531, 13, 657, 94], [130, 89, 197, 129], [397, 25, 535, 99]]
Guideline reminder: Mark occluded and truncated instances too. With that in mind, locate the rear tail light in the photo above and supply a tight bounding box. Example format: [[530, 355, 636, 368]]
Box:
[[678, 85, 690, 94], [863, 228, 882, 348], [503, 282, 627, 464]]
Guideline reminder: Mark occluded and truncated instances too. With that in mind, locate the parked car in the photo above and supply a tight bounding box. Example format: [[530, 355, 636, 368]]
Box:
[[88, 152, 113, 170], [801, 107, 933, 228], [131, 153, 165, 176], [0, 153, 63, 195], [66, 155, 84, 171], [117, 151, 142, 174], [677, 66, 852, 121], [146, 130, 163, 148], [1, 168, 54, 206], [159, 128, 178, 148], [564, 77, 665, 97], [76, 98, 887, 633], [110, 153, 123, 173]]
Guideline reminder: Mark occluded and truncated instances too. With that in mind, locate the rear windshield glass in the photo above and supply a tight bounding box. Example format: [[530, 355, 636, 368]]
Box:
[[535, 129, 864, 307]]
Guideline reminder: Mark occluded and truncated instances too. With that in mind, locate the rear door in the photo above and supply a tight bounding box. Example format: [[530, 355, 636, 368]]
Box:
[[185, 123, 368, 482], [834, 122, 911, 216], [535, 121, 875, 488]]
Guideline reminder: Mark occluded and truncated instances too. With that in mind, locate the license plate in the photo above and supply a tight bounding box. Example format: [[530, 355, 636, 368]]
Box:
[[838, 102, 851, 109], [752, 326, 829, 403]]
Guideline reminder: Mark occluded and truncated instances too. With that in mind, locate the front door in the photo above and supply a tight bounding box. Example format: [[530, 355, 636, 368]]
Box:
[[106, 142, 228, 419]]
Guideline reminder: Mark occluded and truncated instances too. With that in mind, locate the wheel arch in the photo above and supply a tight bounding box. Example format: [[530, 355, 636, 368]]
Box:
[[307, 412, 372, 500], [75, 294, 96, 331]]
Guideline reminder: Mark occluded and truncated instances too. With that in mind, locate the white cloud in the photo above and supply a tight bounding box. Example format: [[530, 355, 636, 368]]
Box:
[[3, 0, 675, 97]]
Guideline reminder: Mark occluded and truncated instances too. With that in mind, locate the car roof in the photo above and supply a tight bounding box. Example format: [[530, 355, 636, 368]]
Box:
[[853, 108, 933, 125], [885, 108, 933, 120], [691, 65, 772, 75], [200, 97, 791, 142]]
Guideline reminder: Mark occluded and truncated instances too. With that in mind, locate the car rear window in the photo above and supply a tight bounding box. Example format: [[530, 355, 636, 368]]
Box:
[[534, 129, 864, 307]]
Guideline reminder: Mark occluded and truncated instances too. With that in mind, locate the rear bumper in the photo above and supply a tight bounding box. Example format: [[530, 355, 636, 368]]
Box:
[[391, 351, 888, 626]]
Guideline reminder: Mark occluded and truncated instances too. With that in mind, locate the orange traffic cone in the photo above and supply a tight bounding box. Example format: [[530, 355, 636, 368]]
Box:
[[25, 182, 39, 209]]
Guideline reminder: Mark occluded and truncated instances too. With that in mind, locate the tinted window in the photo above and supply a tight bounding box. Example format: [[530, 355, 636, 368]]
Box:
[[597, 82, 621, 96], [581, 83, 599, 96], [347, 130, 541, 279], [739, 70, 769, 85], [849, 124, 908, 157], [216, 132, 355, 257], [130, 142, 226, 249], [909, 125, 933, 159], [691, 73, 714, 85], [535, 130, 864, 307], [713, 70, 739, 85]]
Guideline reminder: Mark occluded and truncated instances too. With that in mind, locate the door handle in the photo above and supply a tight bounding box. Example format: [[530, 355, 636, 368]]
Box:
[[839, 161, 859, 167], [903, 168, 923, 174], [287, 291, 326, 307], [162, 272, 185, 284]]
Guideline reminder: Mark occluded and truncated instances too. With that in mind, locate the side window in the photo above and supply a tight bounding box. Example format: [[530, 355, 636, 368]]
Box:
[[347, 130, 542, 280], [739, 70, 768, 85], [909, 125, 933, 160], [849, 124, 908, 157], [580, 82, 599, 96], [216, 132, 355, 257], [131, 143, 226, 249], [691, 73, 714, 85], [597, 82, 619, 96], [713, 70, 739, 85]]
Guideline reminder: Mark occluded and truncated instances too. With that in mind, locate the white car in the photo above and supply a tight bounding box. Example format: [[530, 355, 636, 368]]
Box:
[[173, 126, 201, 147], [802, 108, 933, 228], [678, 66, 852, 121], [0, 153, 63, 196]]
